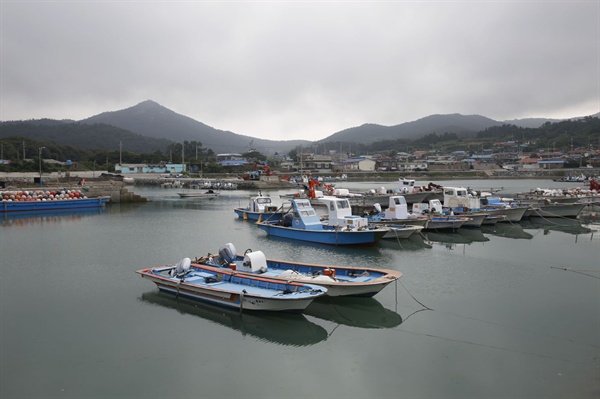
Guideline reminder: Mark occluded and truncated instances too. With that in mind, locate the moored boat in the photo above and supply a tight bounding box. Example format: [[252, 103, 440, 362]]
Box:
[[1, 189, 109, 213], [137, 258, 326, 312], [317, 196, 423, 239], [366, 195, 430, 228], [234, 192, 284, 221], [256, 199, 389, 246], [424, 215, 471, 230], [195, 243, 402, 297], [522, 202, 588, 218], [177, 189, 220, 198]]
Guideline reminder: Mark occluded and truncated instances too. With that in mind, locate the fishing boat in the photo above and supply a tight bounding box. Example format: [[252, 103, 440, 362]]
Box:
[[441, 186, 527, 223], [195, 243, 402, 297], [234, 193, 284, 221], [522, 202, 588, 218], [177, 189, 220, 198], [412, 199, 474, 229], [367, 195, 429, 228], [1, 189, 109, 213], [317, 196, 423, 239], [137, 258, 326, 312], [255, 199, 389, 246]]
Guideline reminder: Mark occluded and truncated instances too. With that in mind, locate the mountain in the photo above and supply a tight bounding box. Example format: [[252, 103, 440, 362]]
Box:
[[501, 117, 561, 128], [80, 100, 310, 155], [4, 101, 594, 156], [320, 114, 505, 144], [0, 120, 173, 153]]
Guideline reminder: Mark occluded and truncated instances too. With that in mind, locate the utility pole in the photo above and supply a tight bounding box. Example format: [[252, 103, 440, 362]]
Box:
[[119, 141, 122, 165], [38, 147, 45, 188], [181, 142, 185, 171]]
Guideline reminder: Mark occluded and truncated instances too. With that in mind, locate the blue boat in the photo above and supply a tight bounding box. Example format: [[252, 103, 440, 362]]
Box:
[[233, 193, 284, 221], [196, 243, 402, 297], [255, 199, 389, 246], [137, 258, 327, 312], [1, 194, 110, 213]]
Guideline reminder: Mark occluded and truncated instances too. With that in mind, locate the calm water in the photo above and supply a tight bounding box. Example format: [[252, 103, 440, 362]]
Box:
[[1, 179, 599, 398]]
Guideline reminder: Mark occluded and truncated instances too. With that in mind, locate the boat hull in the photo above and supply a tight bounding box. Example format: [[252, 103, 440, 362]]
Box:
[[233, 208, 284, 221], [198, 254, 402, 297], [424, 216, 468, 230], [178, 192, 219, 198], [525, 203, 587, 218], [137, 265, 325, 312], [1, 197, 109, 213], [256, 222, 387, 245], [483, 206, 528, 222]]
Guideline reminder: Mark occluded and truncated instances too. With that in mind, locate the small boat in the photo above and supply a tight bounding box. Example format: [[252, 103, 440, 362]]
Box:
[[1, 189, 109, 213], [425, 215, 471, 230], [234, 193, 284, 221], [367, 195, 430, 228], [522, 202, 588, 218], [412, 199, 474, 229], [137, 258, 326, 312], [195, 243, 402, 297], [177, 189, 220, 198], [317, 196, 423, 239], [256, 199, 389, 246], [442, 186, 527, 223]]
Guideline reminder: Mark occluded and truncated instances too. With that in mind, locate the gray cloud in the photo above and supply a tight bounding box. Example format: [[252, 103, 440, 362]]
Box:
[[1, 1, 598, 141]]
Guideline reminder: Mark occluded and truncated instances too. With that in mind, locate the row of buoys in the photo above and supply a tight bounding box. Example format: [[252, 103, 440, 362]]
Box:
[[1, 189, 88, 202]]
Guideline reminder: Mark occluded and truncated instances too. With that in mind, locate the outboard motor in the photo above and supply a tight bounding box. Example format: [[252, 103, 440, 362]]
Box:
[[282, 213, 293, 227], [173, 257, 191, 278], [217, 243, 237, 265]]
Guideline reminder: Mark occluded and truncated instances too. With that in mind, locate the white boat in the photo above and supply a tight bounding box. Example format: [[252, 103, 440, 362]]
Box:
[[442, 186, 526, 223], [137, 258, 326, 312], [523, 202, 588, 218], [234, 193, 284, 221], [317, 196, 423, 239]]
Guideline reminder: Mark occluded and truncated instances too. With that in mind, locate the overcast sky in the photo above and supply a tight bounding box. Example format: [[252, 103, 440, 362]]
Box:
[[1, 1, 598, 141]]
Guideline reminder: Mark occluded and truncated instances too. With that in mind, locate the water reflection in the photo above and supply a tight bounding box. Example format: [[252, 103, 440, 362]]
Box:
[[378, 233, 433, 250], [480, 223, 533, 239], [422, 229, 489, 245], [520, 217, 593, 235], [139, 291, 328, 346], [1, 207, 107, 227], [305, 296, 403, 329]]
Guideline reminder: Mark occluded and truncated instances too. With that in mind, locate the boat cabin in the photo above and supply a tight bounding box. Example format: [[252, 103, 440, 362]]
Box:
[[397, 178, 416, 194], [318, 196, 369, 228], [381, 195, 409, 219], [443, 186, 481, 211], [288, 199, 323, 230], [248, 195, 279, 213], [412, 199, 443, 214]]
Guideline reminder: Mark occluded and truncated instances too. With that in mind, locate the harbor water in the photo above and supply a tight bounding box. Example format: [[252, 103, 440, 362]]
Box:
[[1, 179, 599, 398]]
